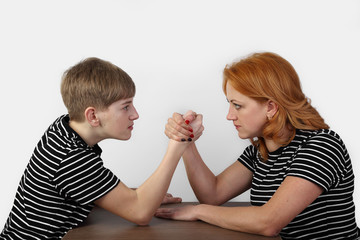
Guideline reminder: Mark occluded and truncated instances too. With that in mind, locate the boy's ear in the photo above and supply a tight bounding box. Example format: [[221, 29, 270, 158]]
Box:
[[85, 107, 100, 127]]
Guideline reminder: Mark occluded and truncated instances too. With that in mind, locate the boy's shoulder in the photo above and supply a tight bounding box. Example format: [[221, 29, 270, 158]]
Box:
[[42, 114, 93, 155]]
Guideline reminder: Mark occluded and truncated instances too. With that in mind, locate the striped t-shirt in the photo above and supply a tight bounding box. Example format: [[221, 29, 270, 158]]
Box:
[[0, 115, 120, 239], [238, 129, 359, 240]]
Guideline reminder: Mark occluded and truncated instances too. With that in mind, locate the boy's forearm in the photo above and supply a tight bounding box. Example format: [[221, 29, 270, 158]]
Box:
[[135, 140, 188, 222]]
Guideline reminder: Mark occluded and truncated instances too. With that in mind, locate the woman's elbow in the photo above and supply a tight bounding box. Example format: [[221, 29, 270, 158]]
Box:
[[198, 199, 219, 205], [257, 216, 282, 237], [260, 225, 281, 237], [197, 195, 224, 206]]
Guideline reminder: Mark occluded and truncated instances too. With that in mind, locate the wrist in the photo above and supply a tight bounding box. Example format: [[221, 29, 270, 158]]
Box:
[[182, 142, 196, 157], [193, 204, 204, 220], [168, 139, 190, 152]]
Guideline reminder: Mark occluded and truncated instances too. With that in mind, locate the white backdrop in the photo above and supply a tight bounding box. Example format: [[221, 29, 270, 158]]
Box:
[[1, 0, 359, 227]]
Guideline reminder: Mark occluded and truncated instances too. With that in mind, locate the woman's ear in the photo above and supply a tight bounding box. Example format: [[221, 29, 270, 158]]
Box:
[[266, 100, 278, 120], [85, 107, 100, 127]]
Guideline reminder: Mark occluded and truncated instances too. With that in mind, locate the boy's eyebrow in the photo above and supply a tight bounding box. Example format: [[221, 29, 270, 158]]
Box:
[[121, 100, 133, 105]]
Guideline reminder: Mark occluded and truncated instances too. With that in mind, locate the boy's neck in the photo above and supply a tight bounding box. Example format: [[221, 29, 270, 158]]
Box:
[[69, 120, 101, 147]]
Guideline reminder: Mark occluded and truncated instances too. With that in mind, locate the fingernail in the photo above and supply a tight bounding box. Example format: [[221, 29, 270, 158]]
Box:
[[189, 128, 193, 133], [190, 134, 194, 138], [181, 138, 186, 142], [187, 138, 192, 142], [185, 120, 190, 125]]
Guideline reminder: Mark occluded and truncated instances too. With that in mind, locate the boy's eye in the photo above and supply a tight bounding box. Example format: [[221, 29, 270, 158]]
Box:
[[123, 105, 129, 110]]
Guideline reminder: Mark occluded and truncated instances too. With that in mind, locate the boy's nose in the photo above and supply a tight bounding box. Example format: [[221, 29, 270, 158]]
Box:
[[131, 107, 139, 120]]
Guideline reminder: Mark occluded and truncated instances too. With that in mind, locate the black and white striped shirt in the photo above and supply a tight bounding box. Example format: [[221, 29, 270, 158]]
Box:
[[0, 115, 120, 239], [239, 129, 359, 240]]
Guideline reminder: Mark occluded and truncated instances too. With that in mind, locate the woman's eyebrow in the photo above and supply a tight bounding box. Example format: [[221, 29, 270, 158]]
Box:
[[227, 98, 242, 104]]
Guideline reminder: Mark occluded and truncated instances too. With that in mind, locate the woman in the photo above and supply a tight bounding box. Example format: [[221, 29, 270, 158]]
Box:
[[155, 52, 359, 239]]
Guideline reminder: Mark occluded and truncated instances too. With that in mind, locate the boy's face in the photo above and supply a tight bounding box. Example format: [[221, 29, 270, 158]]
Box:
[[98, 97, 139, 140]]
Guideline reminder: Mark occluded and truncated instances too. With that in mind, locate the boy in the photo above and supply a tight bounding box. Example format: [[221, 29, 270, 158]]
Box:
[[0, 57, 196, 239]]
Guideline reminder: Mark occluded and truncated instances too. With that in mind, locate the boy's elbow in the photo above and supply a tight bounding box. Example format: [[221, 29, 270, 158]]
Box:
[[132, 215, 152, 226], [134, 219, 151, 226], [131, 212, 153, 226]]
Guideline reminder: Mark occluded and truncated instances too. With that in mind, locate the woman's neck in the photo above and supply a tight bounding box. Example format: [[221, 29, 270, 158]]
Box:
[[264, 125, 294, 153]]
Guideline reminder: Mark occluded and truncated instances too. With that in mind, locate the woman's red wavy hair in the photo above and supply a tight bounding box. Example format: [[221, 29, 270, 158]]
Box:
[[223, 52, 329, 160]]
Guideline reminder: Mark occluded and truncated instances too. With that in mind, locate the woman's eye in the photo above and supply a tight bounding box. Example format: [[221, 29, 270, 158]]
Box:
[[233, 103, 241, 109]]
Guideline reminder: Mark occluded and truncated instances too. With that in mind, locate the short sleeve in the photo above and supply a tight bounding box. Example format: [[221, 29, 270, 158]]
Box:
[[238, 145, 257, 173], [54, 149, 120, 205], [287, 132, 347, 192]]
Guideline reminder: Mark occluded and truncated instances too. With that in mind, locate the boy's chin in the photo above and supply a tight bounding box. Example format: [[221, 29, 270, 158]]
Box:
[[118, 134, 132, 141]]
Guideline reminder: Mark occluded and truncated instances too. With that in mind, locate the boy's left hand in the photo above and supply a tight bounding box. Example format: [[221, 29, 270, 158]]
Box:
[[161, 193, 182, 204]]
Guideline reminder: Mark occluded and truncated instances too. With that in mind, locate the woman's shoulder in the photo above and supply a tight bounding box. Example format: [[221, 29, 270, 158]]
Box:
[[238, 144, 258, 162], [296, 128, 343, 142], [242, 143, 258, 156], [297, 129, 345, 146], [296, 128, 348, 165]]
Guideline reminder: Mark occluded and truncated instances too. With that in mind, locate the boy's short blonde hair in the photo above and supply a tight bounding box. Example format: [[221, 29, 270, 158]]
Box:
[[61, 57, 135, 121]]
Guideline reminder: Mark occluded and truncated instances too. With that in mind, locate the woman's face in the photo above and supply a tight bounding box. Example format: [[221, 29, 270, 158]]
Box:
[[226, 82, 268, 139]]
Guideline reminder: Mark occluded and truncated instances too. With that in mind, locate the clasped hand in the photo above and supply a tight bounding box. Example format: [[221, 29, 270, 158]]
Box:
[[165, 110, 204, 142]]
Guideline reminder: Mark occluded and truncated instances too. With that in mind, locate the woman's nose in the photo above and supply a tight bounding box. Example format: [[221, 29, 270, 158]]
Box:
[[226, 106, 236, 121]]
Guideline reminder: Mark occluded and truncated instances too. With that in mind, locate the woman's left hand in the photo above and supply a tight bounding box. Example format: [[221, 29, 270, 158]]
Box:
[[155, 205, 198, 221]]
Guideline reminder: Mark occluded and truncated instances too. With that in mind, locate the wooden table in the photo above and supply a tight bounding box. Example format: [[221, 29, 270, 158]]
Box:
[[63, 202, 281, 240]]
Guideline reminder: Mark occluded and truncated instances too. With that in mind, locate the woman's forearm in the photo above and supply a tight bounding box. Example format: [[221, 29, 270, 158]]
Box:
[[194, 204, 281, 237], [182, 143, 221, 204]]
